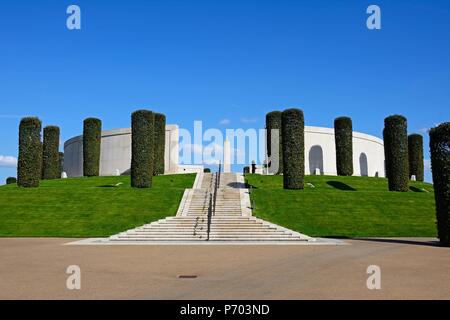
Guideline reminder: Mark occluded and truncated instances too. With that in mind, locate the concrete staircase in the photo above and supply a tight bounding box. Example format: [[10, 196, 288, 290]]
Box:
[[109, 173, 313, 243]]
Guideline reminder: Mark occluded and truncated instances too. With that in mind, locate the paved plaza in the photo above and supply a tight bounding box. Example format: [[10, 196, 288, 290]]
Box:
[[1, 237, 449, 300]]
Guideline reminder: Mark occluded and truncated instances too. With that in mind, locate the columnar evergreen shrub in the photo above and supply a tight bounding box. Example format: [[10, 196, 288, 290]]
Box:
[[429, 122, 450, 246], [281, 108, 305, 189], [153, 113, 166, 175], [131, 110, 155, 188], [83, 118, 102, 177], [243, 166, 250, 174], [17, 117, 42, 188], [6, 177, 16, 185], [334, 116, 353, 176], [383, 115, 409, 192], [266, 111, 283, 174], [59, 152, 64, 175], [408, 134, 424, 181], [42, 126, 60, 180]]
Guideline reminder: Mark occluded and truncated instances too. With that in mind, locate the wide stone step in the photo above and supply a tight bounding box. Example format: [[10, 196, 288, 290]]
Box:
[[117, 233, 303, 238], [126, 232, 293, 237], [140, 225, 271, 229], [119, 236, 301, 241], [160, 218, 252, 222], [130, 228, 287, 233]]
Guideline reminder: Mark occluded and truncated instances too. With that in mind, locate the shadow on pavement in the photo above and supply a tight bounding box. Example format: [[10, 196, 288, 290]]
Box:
[[350, 237, 443, 248]]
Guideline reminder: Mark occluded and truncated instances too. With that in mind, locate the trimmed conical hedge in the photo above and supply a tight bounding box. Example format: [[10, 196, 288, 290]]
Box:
[[383, 115, 409, 192], [42, 126, 60, 180], [281, 108, 305, 189], [266, 111, 283, 174], [429, 122, 450, 246], [131, 110, 155, 188], [408, 134, 424, 181], [334, 116, 353, 176], [83, 118, 102, 177], [153, 113, 166, 175], [17, 117, 42, 188]]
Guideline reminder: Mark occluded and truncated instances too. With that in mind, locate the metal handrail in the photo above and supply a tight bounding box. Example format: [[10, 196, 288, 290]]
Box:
[[206, 193, 212, 241], [206, 163, 221, 241]]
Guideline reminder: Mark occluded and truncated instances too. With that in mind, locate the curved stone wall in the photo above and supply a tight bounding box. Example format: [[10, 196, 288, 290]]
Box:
[[64, 125, 385, 178], [63, 126, 181, 177], [304, 126, 385, 177]]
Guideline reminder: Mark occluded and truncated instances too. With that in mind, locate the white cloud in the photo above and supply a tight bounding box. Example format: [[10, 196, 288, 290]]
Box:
[[219, 118, 231, 125], [0, 155, 17, 167], [424, 159, 431, 171], [180, 142, 245, 166], [240, 117, 259, 124], [204, 159, 221, 165], [183, 144, 204, 155], [419, 123, 444, 134]]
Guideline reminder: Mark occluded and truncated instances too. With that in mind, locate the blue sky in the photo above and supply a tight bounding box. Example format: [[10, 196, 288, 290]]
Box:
[[0, 0, 449, 183]]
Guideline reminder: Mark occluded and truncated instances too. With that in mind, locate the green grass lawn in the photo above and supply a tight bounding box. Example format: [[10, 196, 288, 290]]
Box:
[[0, 174, 195, 237], [245, 174, 437, 237]]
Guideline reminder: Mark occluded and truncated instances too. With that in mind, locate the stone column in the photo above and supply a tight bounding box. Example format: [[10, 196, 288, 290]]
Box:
[[223, 139, 231, 173], [166, 125, 179, 174]]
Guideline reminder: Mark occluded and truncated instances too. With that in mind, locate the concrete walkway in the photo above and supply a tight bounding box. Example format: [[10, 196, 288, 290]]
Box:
[[1, 237, 449, 299]]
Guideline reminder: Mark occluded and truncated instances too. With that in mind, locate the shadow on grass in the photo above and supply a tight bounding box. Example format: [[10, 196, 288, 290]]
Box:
[[326, 181, 356, 191], [98, 184, 123, 188], [410, 186, 426, 193]]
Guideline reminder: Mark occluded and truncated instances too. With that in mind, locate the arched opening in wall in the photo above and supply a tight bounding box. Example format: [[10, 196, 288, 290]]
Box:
[[309, 145, 324, 175], [359, 153, 368, 177]]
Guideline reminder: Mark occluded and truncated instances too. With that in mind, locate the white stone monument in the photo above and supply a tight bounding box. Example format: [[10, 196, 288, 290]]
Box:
[[223, 139, 231, 173], [61, 172, 68, 179], [411, 175, 416, 181]]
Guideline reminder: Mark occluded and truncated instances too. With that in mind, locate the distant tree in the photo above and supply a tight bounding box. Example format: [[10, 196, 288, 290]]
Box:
[[17, 117, 42, 188], [429, 122, 450, 246], [281, 108, 305, 189], [203, 168, 211, 173], [153, 113, 166, 175], [383, 115, 409, 192], [266, 111, 283, 174], [334, 116, 353, 176], [251, 161, 256, 174], [6, 177, 17, 185], [42, 126, 60, 180], [59, 152, 64, 175], [83, 118, 102, 177], [243, 166, 250, 174], [408, 134, 424, 181], [131, 110, 155, 188]]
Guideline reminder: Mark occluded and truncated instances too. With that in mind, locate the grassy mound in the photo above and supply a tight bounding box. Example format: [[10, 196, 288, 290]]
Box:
[[0, 174, 195, 237], [245, 174, 436, 237]]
